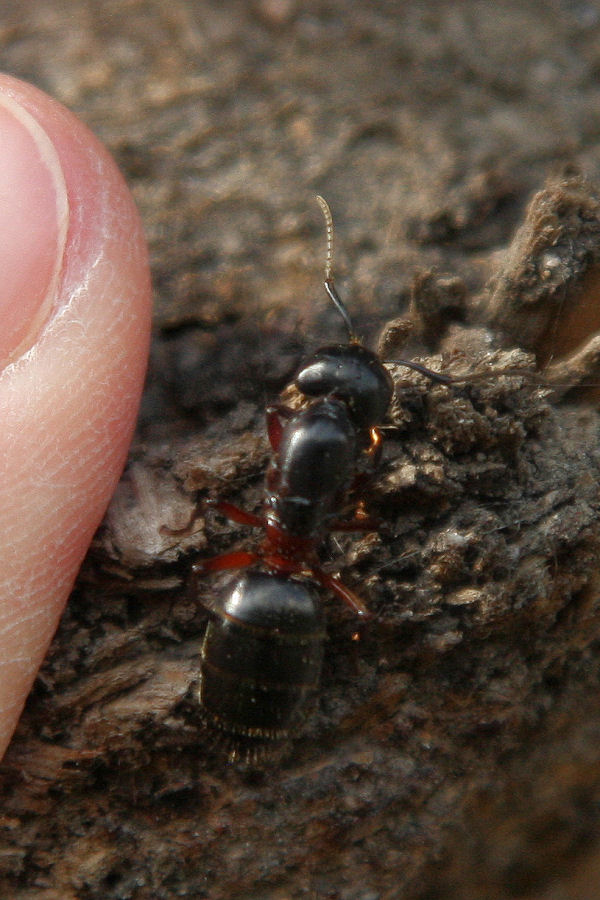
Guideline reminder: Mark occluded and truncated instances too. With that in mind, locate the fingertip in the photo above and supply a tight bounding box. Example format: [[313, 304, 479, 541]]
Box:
[[0, 75, 152, 758]]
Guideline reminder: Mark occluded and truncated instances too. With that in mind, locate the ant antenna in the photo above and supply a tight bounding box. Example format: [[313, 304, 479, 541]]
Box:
[[316, 195, 357, 342]]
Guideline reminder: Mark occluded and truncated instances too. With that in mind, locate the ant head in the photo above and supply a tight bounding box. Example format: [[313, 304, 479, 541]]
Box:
[[295, 343, 393, 428]]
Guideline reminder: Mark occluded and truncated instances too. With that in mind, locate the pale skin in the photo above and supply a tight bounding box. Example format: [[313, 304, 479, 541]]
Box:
[[0, 75, 152, 759]]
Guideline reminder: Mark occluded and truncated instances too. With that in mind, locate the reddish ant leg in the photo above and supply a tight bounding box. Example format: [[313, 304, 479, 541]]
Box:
[[311, 568, 372, 619], [265, 404, 294, 453], [194, 501, 263, 575], [205, 499, 264, 529], [258, 552, 371, 619], [192, 549, 259, 575]]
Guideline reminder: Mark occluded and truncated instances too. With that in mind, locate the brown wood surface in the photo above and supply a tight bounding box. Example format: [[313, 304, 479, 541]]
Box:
[[3, 2, 600, 898]]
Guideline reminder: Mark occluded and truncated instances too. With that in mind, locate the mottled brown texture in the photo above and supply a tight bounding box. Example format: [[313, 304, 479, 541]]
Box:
[[4, 2, 600, 899], [487, 173, 600, 386]]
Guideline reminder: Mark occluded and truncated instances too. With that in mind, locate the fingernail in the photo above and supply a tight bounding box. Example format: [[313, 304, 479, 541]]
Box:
[[0, 92, 68, 369]]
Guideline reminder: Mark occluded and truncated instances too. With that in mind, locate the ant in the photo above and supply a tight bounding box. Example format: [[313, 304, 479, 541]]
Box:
[[195, 197, 451, 754]]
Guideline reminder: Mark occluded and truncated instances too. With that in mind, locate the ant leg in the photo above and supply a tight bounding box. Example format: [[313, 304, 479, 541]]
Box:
[[312, 568, 372, 619], [205, 499, 263, 529], [265, 404, 294, 452], [256, 550, 372, 618], [192, 549, 259, 575], [257, 554, 371, 618], [162, 495, 264, 537]]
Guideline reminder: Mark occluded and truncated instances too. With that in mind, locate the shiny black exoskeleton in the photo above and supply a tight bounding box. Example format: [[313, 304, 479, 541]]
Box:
[[265, 398, 359, 540], [296, 343, 394, 430], [195, 197, 450, 754], [262, 343, 394, 545], [200, 570, 325, 741]]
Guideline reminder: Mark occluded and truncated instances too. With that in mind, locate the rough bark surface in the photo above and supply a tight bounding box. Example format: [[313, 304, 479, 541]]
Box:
[[3, 3, 600, 899]]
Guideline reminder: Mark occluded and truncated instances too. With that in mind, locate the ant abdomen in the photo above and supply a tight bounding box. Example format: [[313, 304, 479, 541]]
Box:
[[200, 570, 325, 740]]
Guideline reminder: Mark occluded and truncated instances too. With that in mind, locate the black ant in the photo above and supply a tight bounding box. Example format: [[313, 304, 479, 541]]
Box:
[[195, 197, 451, 755]]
